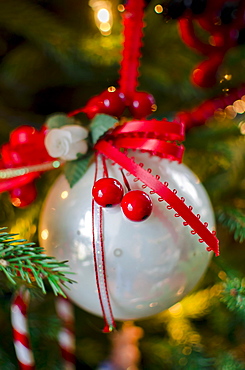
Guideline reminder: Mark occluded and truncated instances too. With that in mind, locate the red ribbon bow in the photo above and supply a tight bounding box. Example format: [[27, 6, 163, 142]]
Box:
[[95, 117, 219, 256]]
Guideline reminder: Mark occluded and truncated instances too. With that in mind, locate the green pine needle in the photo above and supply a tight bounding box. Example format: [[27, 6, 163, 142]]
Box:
[[0, 228, 75, 296], [221, 277, 245, 313], [215, 353, 245, 370], [216, 206, 245, 243]]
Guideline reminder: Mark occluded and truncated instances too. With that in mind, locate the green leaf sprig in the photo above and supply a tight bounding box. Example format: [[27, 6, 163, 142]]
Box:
[[90, 114, 118, 144], [47, 113, 119, 187]]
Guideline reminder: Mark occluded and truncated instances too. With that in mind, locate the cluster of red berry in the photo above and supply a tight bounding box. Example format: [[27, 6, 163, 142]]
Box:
[[0, 125, 51, 207], [81, 88, 156, 120], [92, 177, 153, 222]]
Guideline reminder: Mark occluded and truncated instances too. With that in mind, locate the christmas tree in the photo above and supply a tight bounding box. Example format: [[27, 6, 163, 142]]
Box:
[[0, 0, 245, 368]]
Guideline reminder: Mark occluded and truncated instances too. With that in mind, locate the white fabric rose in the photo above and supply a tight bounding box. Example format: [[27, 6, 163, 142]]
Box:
[[44, 125, 89, 161]]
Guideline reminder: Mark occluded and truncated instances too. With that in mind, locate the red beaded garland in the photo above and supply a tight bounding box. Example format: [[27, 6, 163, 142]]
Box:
[[128, 92, 156, 119], [92, 178, 124, 207], [121, 190, 153, 222]]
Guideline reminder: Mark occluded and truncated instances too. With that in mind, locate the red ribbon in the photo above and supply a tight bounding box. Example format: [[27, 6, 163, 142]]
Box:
[[118, 0, 145, 102], [95, 118, 219, 256], [109, 118, 185, 162], [0, 173, 39, 193]]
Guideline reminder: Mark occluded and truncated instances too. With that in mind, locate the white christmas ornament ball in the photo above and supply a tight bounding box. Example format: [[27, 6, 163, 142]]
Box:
[[39, 152, 215, 321]]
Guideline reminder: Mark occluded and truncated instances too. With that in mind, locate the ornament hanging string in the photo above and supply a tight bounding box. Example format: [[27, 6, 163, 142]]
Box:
[[92, 153, 116, 332], [118, 0, 145, 102]]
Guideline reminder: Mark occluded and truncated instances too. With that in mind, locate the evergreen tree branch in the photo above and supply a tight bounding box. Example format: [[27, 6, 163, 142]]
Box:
[[221, 277, 245, 313], [215, 353, 245, 370], [216, 206, 245, 243], [0, 0, 87, 78], [0, 228, 75, 296]]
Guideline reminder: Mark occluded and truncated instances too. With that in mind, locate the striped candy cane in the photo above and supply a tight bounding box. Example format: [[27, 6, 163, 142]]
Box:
[[55, 296, 76, 370], [11, 290, 35, 370]]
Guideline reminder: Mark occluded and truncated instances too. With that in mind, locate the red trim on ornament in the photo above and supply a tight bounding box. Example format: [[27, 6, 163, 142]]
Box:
[[99, 204, 116, 332], [92, 200, 108, 328], [120, 169, 131, 192], [92, 155, 116, 332], [102, 155, 109, 178]]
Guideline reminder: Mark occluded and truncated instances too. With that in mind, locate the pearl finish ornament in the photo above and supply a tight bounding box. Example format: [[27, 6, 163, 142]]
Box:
[[39, 152, 215, 321]]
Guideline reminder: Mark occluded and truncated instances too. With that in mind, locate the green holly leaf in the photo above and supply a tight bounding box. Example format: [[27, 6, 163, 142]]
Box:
[[46, 113, 76, 129], [63, 155, 92, 188], [90, 114, 118, 144]]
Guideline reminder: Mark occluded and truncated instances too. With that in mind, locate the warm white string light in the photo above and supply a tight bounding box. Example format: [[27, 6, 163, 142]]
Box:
[[89, 0, 113, 36], [214, 95, 245, 121], [0, 160, 63, 179]]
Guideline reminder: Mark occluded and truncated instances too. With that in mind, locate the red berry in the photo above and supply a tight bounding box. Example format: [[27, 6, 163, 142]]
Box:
[[121, 190, 153, 222], [84, 88, 126, 119], [92, 178, 124, 207], [1, 143, 23, 167], [10, 182, 37, 208], [99, 89, 126, 116], [10, 125, 37, 146], [128, 92, 157, 119]]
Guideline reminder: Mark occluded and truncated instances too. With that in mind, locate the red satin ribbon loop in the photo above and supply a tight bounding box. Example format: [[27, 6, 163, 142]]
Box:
[[109, 118, 185, 163], [112, 137, 184, 163], [95, 140, 219, 256], [0, 173, 39, 193], [112, 119, 185, 141]]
